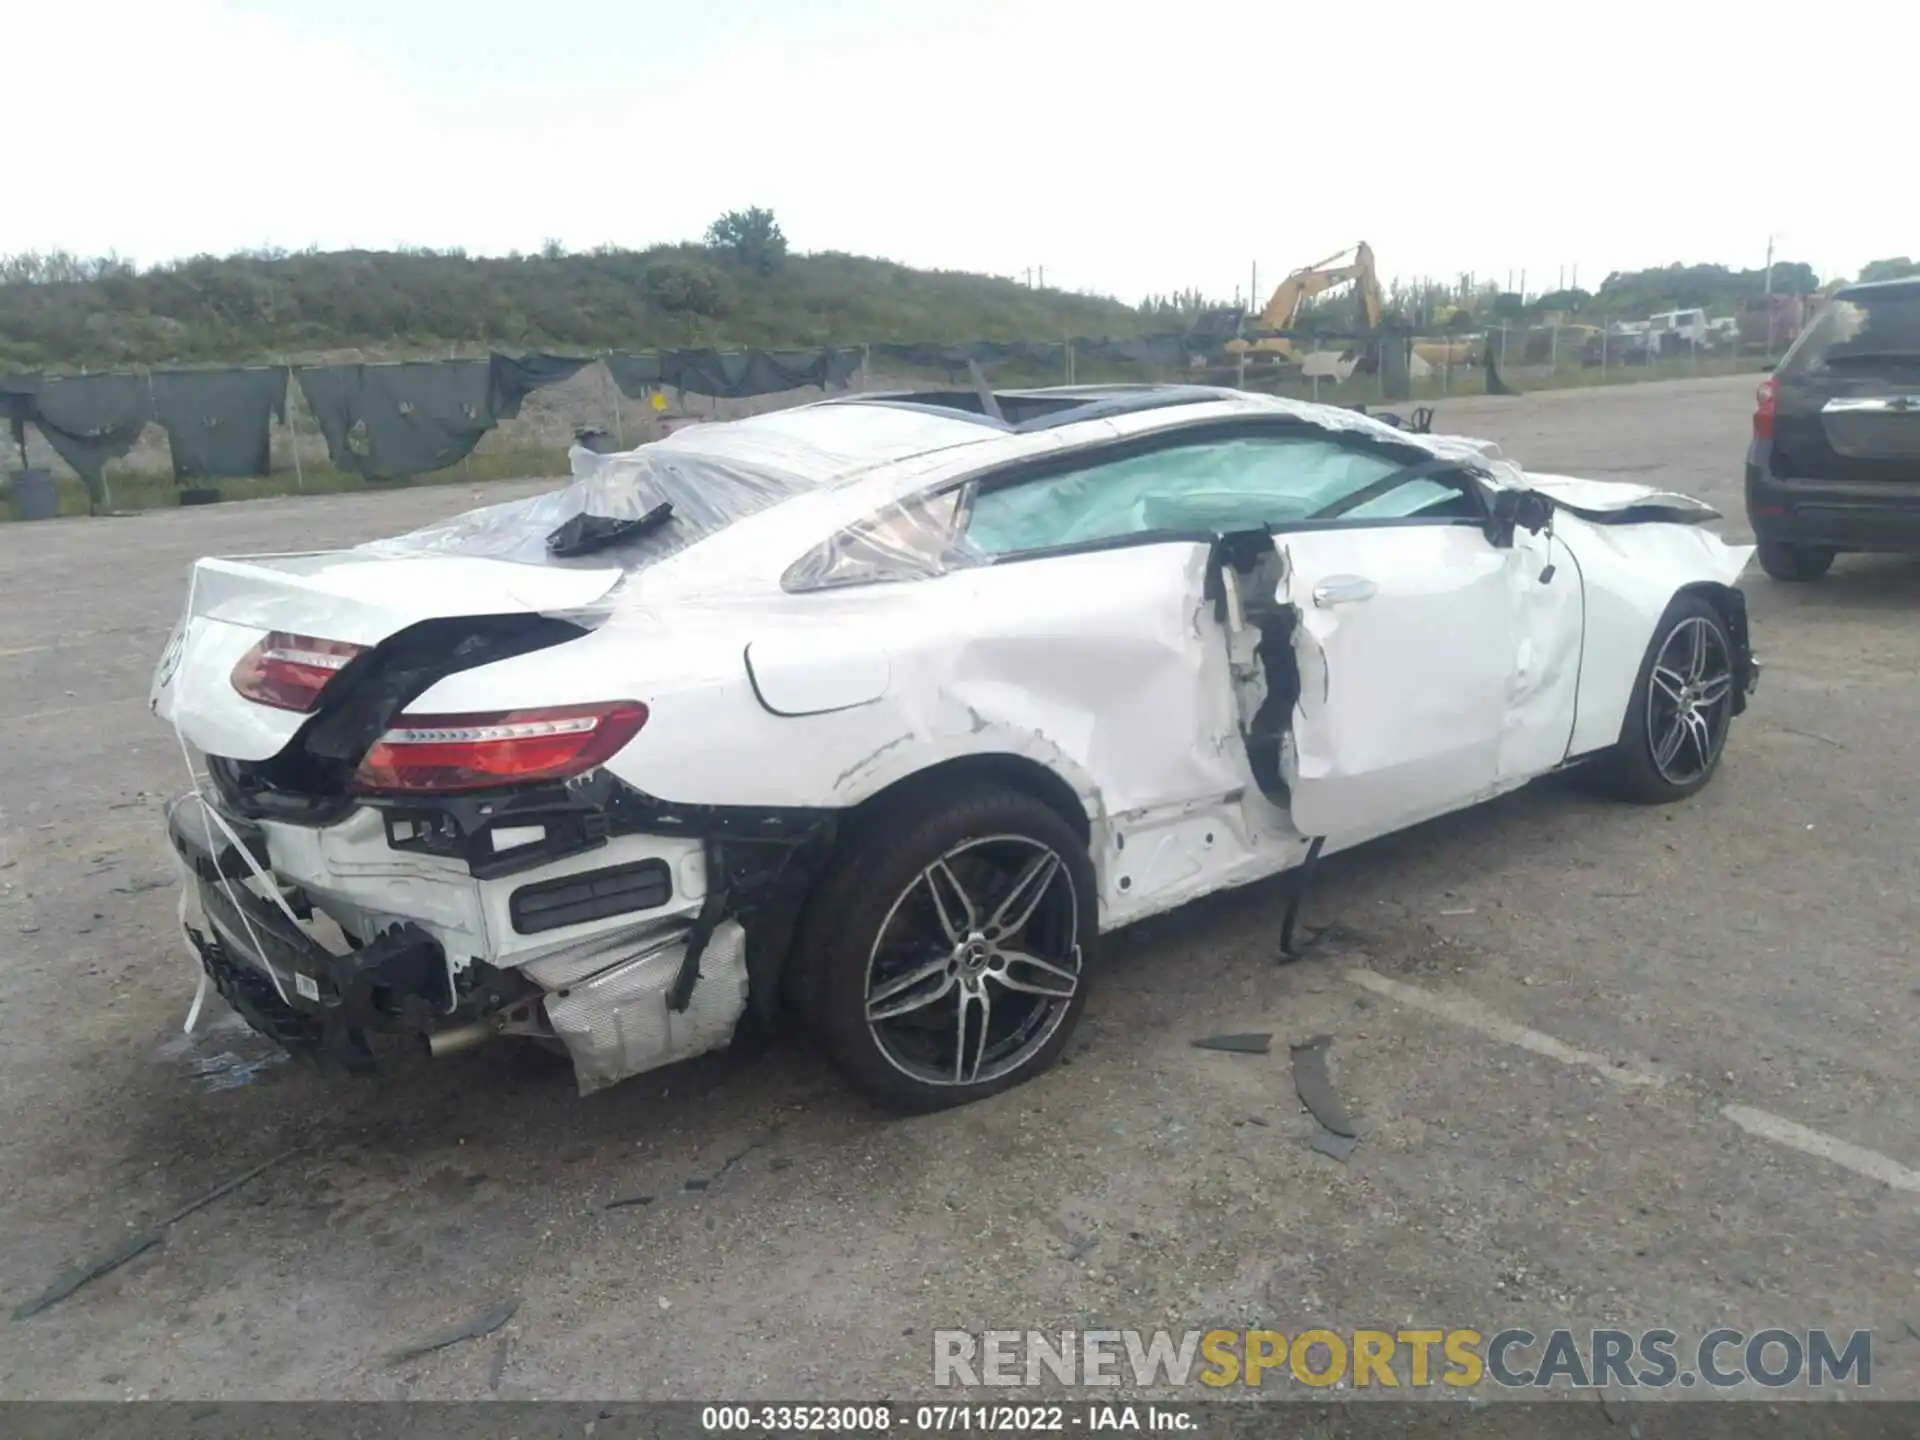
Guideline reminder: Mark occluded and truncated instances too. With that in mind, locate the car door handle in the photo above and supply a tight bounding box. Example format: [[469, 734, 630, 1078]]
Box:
[[1312, 575, 1378, 607]]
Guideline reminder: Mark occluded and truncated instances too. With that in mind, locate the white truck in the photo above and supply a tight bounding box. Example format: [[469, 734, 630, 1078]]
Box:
[[1647, 308, 1711, 354]]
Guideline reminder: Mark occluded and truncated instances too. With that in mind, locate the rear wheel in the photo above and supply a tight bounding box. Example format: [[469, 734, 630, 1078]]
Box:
[[1756, 540, 1835, 582], [1599, 594, 1737, 805], [793, 783, 1094, 1113]]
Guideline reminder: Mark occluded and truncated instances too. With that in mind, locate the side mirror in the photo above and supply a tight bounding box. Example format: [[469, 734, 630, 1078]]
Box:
[[1759, 360, 1777, 373], [1515, 490, 1553, 534], [1486, 489, 1552, 547]]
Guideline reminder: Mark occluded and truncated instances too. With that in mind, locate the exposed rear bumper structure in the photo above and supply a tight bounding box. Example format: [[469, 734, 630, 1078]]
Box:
[[166, 787, 791, 1091]]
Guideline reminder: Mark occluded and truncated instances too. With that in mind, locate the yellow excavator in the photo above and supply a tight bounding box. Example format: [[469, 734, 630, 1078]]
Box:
[[1226, 242, 1386, 363]]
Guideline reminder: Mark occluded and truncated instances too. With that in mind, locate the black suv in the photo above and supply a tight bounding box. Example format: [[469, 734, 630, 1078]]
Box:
[[1745, 277, 1920, 580]]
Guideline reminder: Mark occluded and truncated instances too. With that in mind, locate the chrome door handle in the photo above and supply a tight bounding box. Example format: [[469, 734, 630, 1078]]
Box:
[[1312, 575, 1378, 607]]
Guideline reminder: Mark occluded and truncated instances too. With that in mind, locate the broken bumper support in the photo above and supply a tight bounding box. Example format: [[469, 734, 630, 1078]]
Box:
[[167, 800, 511, 1072]]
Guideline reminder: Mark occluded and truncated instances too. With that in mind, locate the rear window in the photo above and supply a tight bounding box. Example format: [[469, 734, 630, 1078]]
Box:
[[1780, 286, 1920, 376], [355, 446, 811, 570]]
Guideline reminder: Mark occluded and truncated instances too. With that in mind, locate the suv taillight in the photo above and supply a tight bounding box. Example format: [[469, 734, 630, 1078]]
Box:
[[349, 701, 648, 794], [1753, 376, 1778, 439], [231, 631, 365, 711]]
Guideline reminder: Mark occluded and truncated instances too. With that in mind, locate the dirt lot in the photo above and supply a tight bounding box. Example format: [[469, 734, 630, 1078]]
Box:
[[1, 374, 1916, 1402]]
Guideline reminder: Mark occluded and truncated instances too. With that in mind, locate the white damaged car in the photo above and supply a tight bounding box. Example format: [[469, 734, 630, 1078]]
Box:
[[151, 384, 1758, 1110]]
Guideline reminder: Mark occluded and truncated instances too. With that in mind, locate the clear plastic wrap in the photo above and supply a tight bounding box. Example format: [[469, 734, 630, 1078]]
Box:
[[354, 444, 812, 570]]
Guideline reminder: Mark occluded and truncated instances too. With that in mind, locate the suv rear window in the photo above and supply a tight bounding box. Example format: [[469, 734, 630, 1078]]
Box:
[[1780, 284, 1920, 376]]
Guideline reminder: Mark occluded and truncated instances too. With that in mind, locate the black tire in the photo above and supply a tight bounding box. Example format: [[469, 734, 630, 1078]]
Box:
[[1756, 540, 1835, 582], [790, 781, 1096, 1113], [1598, 594, 1737, 805]]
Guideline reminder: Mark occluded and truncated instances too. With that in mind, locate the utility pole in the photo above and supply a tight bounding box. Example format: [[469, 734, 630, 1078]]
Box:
[[1763, 235, 1778, 360], [1038, 265, 1045, 288]]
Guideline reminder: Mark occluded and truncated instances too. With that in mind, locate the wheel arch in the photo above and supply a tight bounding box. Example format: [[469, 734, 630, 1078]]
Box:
[[1672, 580, 1754, 717], [846, 751, 1094, 846], [767, 750, 1097, 1034]]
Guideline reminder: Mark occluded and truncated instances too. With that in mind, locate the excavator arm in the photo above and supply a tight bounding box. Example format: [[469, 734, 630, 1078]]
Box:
[[1237, 242, 1385, 359]]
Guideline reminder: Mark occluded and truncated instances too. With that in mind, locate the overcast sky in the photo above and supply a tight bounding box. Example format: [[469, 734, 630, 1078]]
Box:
[[8, 0, 1905, 302]]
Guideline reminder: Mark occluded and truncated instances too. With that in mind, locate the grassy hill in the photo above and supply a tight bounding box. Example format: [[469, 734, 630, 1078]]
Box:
[[0, 242, 1150, 372]]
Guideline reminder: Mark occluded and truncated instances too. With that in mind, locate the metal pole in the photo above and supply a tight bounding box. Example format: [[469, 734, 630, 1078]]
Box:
[[1763, 235, 1776, 360], [606, 360, 625, 448], [283, 358, 304, 488]]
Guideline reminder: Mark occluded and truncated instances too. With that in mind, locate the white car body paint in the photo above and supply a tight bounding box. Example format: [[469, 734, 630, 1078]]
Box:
[[151, 386, 1757, 1097]]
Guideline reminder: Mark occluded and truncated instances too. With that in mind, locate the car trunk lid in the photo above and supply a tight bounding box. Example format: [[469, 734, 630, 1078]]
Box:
[[153, 552, 622, 762]]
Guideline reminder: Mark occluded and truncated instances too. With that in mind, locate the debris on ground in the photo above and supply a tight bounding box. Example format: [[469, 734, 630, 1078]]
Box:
[[11, 1234, 160, 1322], [488, 1335, 512, 1391], [11, 1144, 305, 1321], [387, 1299, 518, 1365], [605, 1194, 656, 1210], [1291, 1034, 1359, 1139], [683, 1126, 785, 1193], [1309, 1128, 1360, 1163], [1191, 1032, 1273, 1054]]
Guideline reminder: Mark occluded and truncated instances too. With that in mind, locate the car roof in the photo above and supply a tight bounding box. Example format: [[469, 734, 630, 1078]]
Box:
[[1833, 277, 1920, 302], [816, 382, 1243, 434], [651, 383, 1248, 482]]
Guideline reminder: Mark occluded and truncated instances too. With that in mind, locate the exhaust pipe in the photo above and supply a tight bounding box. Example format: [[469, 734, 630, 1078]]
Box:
[[426, 1020, 497, 1058]]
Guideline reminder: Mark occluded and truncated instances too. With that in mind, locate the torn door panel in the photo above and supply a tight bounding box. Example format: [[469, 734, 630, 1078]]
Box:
[[1271, 527, 1513, 840]]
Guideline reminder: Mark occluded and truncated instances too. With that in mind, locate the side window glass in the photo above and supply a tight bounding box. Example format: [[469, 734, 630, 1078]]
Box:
[[781, 489, 963, 591], [962, 436, 1407, 557]]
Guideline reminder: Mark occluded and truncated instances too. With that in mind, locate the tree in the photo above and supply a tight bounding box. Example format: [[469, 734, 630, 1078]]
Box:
[[1859, 256, 1919, 284], [642, 260, 727, 318], [704, 207, 788, 274]]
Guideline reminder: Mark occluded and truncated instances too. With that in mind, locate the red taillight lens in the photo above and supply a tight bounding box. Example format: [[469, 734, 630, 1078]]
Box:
[[1753, 376, 1777, 439], [350, 701, 648, 794], [231, 631, 365, 711]]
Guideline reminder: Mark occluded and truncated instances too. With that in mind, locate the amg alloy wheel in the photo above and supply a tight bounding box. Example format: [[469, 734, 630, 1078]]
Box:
[[863, 836, 1081, 1090], [1601, 594, 1738, 804], [1644, 614, 1735, 788], [794, 783, 1096, 1111]]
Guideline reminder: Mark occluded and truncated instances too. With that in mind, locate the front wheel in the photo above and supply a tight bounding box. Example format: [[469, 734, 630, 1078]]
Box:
[[1598, 594, 1738, 805], [1756, 540, 1835, 582], [793, 783, 1096, 1113]]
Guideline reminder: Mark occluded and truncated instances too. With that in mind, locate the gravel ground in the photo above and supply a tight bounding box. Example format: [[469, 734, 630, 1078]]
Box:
[[1, 373, 1916, 1404]]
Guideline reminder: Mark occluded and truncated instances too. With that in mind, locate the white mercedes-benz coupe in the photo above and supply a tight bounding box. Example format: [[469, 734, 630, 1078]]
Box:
[[152, 383, 1758, 1110]]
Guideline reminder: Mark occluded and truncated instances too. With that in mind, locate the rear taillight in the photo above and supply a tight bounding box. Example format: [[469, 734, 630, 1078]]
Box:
[[1753, 376, 1777, 439], [231, 631, 365, 711], [350, 701, 648, 794]]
